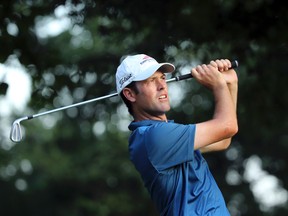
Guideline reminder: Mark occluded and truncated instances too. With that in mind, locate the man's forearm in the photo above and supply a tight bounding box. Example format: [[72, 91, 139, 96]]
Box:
[[228, 83, 238, 111]]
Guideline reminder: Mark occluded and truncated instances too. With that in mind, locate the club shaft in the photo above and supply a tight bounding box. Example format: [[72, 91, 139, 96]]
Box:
[[31, 92, 118, 119], [19, 60, 239, 121]]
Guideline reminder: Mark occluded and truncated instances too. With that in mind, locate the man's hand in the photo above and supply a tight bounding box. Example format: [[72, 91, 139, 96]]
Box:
[[209, 59, 238, 86], [191, 63, 226, 90]]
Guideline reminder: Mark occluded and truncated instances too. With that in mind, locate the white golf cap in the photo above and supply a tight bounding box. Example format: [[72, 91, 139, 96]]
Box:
[[116, 54, 175, 94]]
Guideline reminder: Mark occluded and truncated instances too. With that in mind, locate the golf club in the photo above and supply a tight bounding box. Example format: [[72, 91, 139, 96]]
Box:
[[10, 60, 238, 142]]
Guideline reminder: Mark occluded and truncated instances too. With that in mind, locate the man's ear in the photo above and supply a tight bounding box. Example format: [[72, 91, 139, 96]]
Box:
[[122, 88, 136, 102]]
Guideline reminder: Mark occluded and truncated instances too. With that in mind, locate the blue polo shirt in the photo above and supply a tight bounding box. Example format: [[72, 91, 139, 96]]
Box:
[[128, 120, 230, 216]]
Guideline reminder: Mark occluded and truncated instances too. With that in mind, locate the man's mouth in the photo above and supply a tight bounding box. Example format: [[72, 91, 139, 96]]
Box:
[[159, 94, 167, 100]]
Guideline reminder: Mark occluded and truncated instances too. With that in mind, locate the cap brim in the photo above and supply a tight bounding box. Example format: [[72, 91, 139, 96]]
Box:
[[134, 63, 175, 81], [158, 63, 175, 73]]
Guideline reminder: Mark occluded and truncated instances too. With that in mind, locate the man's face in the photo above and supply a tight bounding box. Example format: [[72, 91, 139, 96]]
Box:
[[133, 71, 170, 121]]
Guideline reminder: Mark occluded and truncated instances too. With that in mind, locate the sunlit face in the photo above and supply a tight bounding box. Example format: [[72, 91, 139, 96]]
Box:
[[133, 71, 170, 121]]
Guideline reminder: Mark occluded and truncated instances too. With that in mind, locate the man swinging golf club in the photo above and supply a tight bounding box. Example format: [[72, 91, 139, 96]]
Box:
[[116, 54, 238, 215]]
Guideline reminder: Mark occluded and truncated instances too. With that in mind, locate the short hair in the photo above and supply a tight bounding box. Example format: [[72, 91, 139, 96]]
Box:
[[120, 81, 139, 116]]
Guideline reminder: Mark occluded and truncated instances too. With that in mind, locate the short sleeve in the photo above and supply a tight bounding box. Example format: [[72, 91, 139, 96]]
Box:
[[145, 122, 196, 171]]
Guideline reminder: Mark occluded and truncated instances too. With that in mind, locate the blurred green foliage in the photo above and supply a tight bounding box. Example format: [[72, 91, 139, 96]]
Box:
[[1, 0, 288, 215]]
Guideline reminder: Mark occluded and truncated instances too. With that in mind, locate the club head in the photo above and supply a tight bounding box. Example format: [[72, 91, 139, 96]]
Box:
[[10, 117, 28, 143]]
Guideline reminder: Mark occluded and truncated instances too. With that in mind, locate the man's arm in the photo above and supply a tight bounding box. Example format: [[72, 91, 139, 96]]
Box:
[[200, 59, 238, 153], [192, 60, 238, 152]]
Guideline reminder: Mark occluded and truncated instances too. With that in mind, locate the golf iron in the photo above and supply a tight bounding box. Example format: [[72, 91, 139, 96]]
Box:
[[10, 60, 238, 142]]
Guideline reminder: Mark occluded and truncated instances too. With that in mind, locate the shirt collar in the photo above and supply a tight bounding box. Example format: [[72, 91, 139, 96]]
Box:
[[128, 119, 174, 131]]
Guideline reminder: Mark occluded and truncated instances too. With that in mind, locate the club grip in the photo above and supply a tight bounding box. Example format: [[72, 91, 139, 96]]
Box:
[[175, 60, 239, 81]]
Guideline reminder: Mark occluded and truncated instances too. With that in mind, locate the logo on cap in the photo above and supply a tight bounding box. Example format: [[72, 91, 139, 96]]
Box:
[[140, 55, 154, 65], [119, 73, 132, 88]]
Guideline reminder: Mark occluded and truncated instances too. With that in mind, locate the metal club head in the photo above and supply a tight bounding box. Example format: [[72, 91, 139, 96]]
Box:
[[10, 117, 28, 143]]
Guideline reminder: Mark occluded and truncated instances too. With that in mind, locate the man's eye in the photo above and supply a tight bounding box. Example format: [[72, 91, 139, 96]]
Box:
[[150, 78, 155, 82]]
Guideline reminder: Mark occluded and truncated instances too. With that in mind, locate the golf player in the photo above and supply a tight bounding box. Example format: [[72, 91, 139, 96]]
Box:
[[116, 54, 238, 215]]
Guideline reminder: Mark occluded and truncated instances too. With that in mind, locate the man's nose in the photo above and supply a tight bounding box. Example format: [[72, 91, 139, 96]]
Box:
[[157, 79, 166, 90]]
